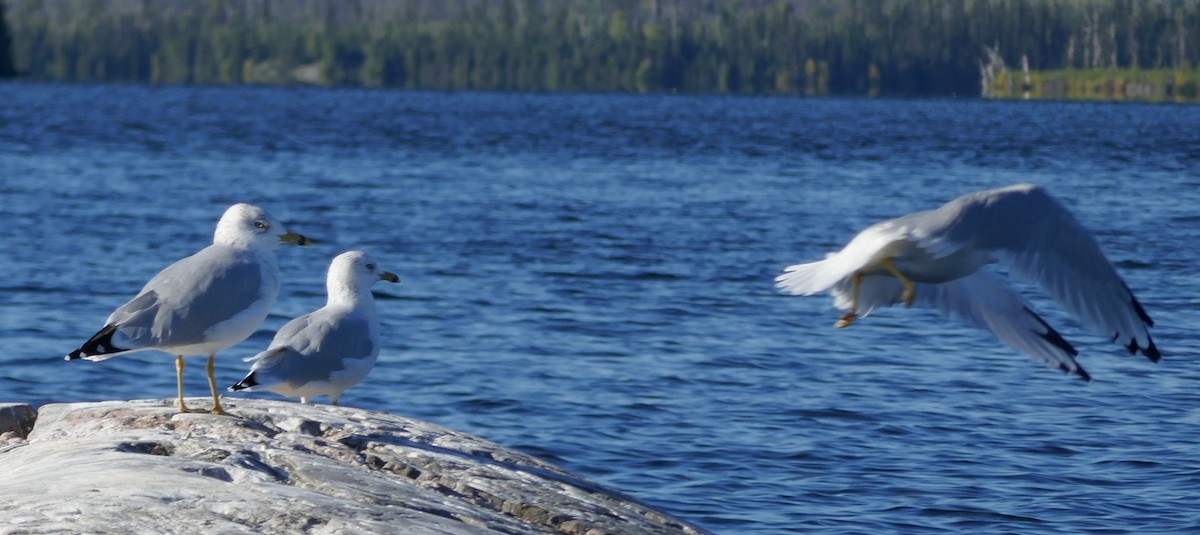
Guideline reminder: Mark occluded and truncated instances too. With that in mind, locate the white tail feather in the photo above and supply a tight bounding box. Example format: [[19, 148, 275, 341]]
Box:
[[775, 253, 856, 296]]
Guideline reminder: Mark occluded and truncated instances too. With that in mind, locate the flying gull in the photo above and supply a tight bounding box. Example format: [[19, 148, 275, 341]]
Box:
[[775, 183, 1159, 380]]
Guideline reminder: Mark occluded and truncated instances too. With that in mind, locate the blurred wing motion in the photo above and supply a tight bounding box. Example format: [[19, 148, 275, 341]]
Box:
[[777, 183, 1159, 380], [908, 184, 1158, 361], [833, 272, 1087, 379]]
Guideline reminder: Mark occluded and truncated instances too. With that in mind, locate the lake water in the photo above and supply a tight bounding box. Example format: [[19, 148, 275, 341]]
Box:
[[1, 82, 1198, 533]]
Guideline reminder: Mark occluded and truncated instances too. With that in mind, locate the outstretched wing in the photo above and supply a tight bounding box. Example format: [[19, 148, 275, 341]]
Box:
[[835, 271, 1089, 380], [906, 183, 1157, 361]]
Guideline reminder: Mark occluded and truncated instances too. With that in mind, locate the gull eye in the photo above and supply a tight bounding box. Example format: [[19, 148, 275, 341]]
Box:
[[365, 263, 376, 271], [254, 220, 268, 230]]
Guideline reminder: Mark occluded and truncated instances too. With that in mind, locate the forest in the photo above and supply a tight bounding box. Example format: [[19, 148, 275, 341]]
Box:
[[2, 0, 1200, 99], [0, 1, 13, 77]]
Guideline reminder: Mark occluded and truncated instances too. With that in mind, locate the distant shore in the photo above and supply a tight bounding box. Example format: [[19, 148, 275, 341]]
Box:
[[987, 68, 1200, 104], [6, 0, 1199, 100]]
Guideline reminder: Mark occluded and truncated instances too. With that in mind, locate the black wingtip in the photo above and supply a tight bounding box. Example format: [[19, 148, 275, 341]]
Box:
[[1024, 307, 1079, 358], [229, 373, 258, 392], [66, 324, 124, 361], [1123, 282, 1154, 327], [1117, 333, 1162, 363], [1116, 281, 1159, 362], [1022, 306, 1088, 380], [1074, 365, 1093, 382], [1138, 337, 1162, 363]]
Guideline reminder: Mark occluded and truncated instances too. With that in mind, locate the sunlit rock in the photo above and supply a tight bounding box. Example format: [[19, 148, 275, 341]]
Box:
[[0, 399, 707, 535]]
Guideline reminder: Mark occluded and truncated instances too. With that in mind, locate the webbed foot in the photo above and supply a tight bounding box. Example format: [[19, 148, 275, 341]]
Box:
[[835, 312, 858, 328]]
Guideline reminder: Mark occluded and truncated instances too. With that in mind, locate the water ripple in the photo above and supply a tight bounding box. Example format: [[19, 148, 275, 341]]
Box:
[[1, 82, 1198, 534]]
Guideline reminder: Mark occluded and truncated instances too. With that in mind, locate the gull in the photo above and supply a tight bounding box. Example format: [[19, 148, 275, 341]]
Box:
[[775, 183, 1159, 380], [229, 251, 399, 405], [66, 203, 312, 413]]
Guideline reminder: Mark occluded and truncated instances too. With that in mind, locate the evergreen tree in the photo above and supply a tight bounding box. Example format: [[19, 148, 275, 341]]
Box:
[[0, 0, 14, 77], [2, 0, 1198, 97]]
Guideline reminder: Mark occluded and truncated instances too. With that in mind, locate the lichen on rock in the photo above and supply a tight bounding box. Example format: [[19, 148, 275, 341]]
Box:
[[0, 399, 707, 535]]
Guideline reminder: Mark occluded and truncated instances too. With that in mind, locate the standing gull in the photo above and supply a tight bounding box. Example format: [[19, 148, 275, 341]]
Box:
[[775, 183, 1159, 380], [229, 251, 400, 405], [66, 203, 312, 414]]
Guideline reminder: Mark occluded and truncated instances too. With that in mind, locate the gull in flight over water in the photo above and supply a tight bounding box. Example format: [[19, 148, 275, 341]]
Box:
[[66, 203, 312, 414], [775, 183, 1159, 380], [229, 251, 400, 405]]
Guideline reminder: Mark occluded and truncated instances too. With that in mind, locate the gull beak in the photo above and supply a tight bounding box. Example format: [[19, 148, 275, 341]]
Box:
[[280, 232, 313, 246], [380, 271, 401, 284]]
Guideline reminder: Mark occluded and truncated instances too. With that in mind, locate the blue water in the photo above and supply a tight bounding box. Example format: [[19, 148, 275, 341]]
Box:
[[2, 82, 1199, 533]]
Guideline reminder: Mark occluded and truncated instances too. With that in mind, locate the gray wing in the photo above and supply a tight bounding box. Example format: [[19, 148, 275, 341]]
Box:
[[836, 272, 1088, 379], [106, 246, 268, 349], [251, 313, 375, 388], [916, 272, 1086, 379], [267, 312, 316, 347], [907, 184, 1157, 360]]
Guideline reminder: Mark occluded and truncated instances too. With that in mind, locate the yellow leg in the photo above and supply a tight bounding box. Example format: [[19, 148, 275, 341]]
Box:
[[835, 272, 864, 328], [175, 355, 203, 413], [206, 353, 228, 415], [882, 257, 917, 306]]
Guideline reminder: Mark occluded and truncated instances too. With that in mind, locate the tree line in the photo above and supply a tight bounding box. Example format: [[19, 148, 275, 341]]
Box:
[[3, 0, 1199, 97], [0, 1, 14, 77]]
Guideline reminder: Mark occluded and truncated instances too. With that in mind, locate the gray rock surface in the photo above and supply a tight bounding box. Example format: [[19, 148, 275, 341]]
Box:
[[0, 403, 37, 440], [0, 399, 708, 535]]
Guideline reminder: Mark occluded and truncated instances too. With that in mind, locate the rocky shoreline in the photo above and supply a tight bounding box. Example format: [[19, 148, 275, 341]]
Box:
[[0, 399, 708, 535]]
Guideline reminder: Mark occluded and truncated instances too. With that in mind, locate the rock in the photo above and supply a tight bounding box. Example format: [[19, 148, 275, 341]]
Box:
[[0, 399, 708, 535], [0, 403, 37, 437]]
